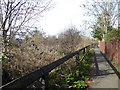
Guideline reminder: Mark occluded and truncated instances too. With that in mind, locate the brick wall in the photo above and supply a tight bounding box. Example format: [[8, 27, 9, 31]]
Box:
[[99, 39, 120, 66], [99, 41, 106, 53]]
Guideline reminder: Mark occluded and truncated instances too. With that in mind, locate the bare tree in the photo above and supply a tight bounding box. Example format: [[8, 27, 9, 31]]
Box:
[[58, 26, 81, 55], [0, 0, 52, 55], [81, 0, 119, 40], [81, 0, 119, 28]]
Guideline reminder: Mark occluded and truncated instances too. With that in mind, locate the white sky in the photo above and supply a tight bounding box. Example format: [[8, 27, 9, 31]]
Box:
[[38, 0, 94, 37]]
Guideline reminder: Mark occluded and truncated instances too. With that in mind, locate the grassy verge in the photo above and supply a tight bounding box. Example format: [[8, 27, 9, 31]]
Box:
[[48, 48, 94, 89]]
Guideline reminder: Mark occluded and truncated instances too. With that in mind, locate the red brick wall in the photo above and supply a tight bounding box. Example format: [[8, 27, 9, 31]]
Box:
[[99, 39, 120, 66], [99, 41, 106, 53]]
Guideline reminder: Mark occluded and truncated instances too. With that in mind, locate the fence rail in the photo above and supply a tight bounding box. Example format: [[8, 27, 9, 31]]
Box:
[[1, 44, 93, 89]]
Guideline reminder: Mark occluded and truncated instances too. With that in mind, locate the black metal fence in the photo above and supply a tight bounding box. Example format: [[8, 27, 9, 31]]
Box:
[[0, 44, 93, 89]]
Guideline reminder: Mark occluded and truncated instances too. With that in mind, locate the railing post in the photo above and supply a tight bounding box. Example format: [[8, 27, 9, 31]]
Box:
[[34, 72, 49, 90], [86, 46, 88, 52], [87, 45, 91, 52], [83, 48, 85, 54], [88, 45, 90, 51], [44, 73, 49, 90], [76, 52, 80, 65]]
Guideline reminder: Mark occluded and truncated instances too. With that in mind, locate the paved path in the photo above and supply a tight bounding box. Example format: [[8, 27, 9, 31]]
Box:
[[91, 48, 119, 89]]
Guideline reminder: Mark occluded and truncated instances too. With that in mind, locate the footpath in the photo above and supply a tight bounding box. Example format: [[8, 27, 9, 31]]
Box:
[[91, 48, 119, 89]]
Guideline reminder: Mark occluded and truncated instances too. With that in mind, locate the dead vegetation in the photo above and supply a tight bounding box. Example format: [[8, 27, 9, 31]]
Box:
[[2, 26, 94, 83]]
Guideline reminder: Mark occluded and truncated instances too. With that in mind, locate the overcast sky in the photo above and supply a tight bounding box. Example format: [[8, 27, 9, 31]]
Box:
[[38, 0, 94, 37]]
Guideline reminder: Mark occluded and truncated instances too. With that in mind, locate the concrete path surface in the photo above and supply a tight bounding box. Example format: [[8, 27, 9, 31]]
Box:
[[91, 48, 119, 89]]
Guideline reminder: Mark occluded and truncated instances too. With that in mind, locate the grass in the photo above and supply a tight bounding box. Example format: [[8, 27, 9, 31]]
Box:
[[116, 66, 120, 73], [111, 60, 120, 73]]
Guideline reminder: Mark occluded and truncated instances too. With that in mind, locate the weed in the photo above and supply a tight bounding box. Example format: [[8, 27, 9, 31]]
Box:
[[74, 80, 87, 88], [111, 60, 120, 73]]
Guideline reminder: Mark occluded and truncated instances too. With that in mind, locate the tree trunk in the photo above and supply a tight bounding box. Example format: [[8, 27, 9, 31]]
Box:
[[3, 30, 8, 56]]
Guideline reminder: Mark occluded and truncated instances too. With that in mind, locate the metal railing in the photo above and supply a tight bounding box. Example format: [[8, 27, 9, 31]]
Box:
[[1, 44, 93, 89]]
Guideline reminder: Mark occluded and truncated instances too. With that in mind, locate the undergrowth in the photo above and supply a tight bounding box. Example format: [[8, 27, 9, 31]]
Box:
[[48, 48, 94, 89]]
